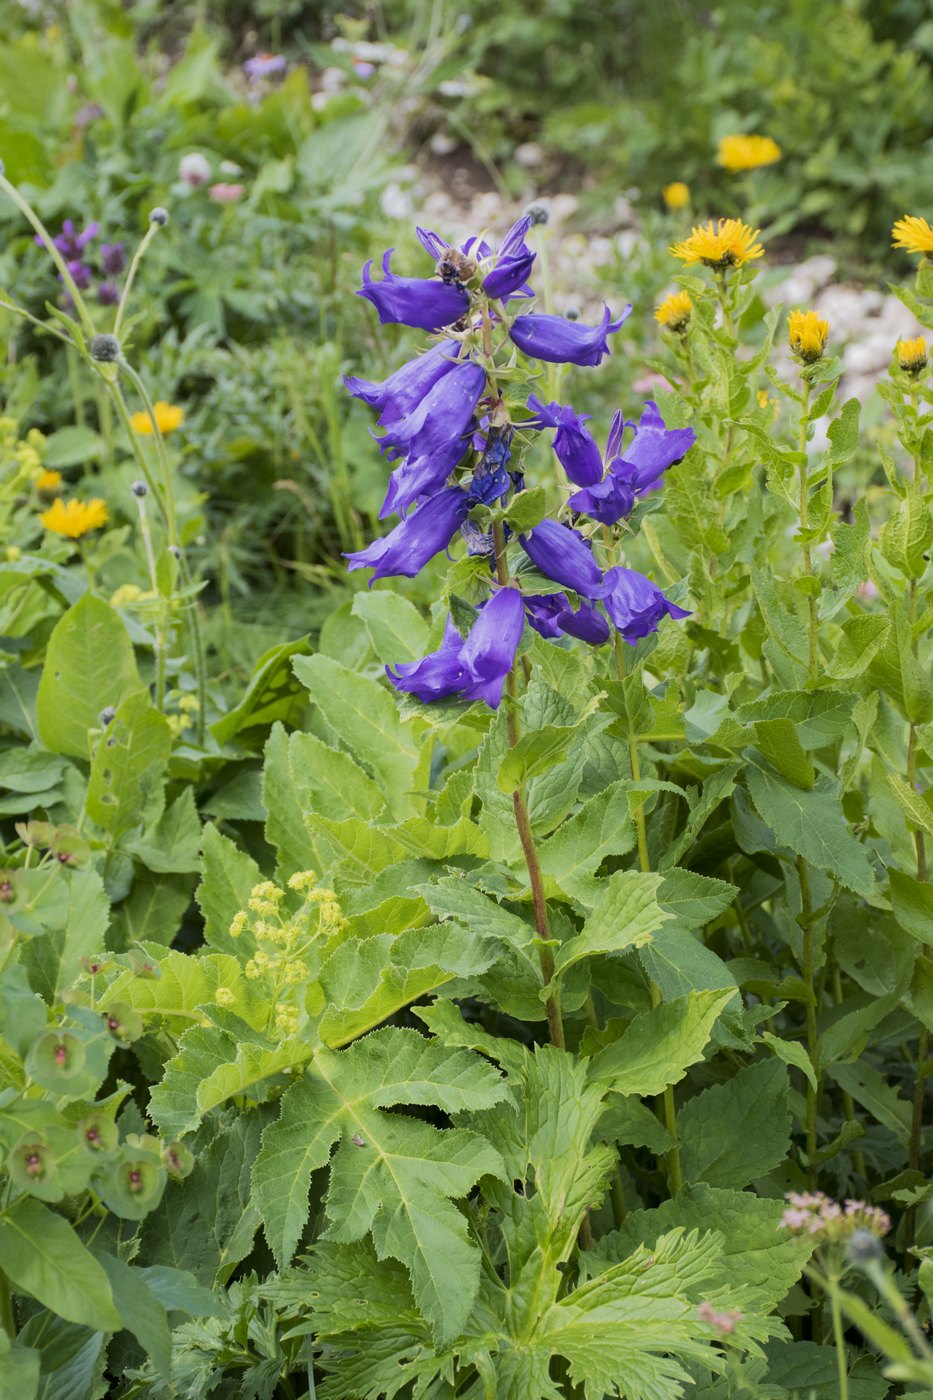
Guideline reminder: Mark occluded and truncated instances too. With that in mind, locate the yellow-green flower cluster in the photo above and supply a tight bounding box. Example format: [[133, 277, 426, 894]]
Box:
[[1, 417, 49, 490]]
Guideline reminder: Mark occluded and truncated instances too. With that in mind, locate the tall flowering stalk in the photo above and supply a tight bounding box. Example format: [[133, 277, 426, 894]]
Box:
[[347, 215, 696, 1048]]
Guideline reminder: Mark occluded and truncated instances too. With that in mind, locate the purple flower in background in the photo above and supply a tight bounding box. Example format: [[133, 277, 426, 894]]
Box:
[[345, 487, 469, 583], [67, 260, 93, 291], [358, 249, 470, 332], [244, 52, 287, 79], [525, 593, 610, 645], [519, 518, 603, 597], [509, 304, 631, 367], [38, 219, 99, 260], [97, 281, 120, 305], [600, 566, 691, 643], [100, 241, 126, 276], [527, 394, 602, 486], [379, 359, 486, 517], [388, 586, 525, 708], [344, 343, 461, 425]]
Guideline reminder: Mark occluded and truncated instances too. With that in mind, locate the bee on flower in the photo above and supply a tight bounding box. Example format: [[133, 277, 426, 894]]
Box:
[[896, 335, 927, 375], [654, 290, 693, 334], [129, 401, 184, 435], [788, 309, 830, 364], [891, 215, 933, 257], [40, 497, 108, 539], [717, 134, 782, 173], [662, 182, 690, 211], [669, 219, 764, 271]]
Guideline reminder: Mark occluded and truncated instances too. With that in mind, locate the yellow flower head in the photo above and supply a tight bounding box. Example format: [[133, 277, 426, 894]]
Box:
[[662, 181, 690, 211], [757, 389, 771, 409], [215, 987, 235, 1007], [892, 216, 933, 256], [897, 335, 928, 374], [670, 219, 764, 271], [717, 134, 782, 173], [788, 309, 830, 363], [654, 290, 693, 332], [36, 468, 63, 494], [40, 497, 108, 539], [130, 401, 185, 436]]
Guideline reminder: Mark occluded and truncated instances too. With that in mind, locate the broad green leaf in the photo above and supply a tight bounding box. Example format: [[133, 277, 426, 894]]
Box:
[[210, 635, 311, 745], [252, 1028, 508, 1340], [125, 788, 200, 873], [0, 1335, 39, 1400], [86, 691, 172, 839], [887, 772, 933, 837], [639, 930, 739, 1002], [587, 989, 736, 1094], [678, 1060, 791, 1188], [889, 867, 933, 948], [37, 594, 141, 759], [497, 724, 576, 793], [110, 870, 195, 951], [735, 688, 855, 747], [661, 763, 740, 869], [746, 761, 875, 895], [0, 747, 67, 793], [197, 823, 262, 954], [658, 869, 738, 932], [553, 871, 671, 976], [18, 867, 110, 1004], [538, 780, 636, 902], [760, 1031, 817, 1090], [105, 947, 245, 1025], [93, 1251, 172, 1380], [351, 591, 429, 664], [829, 614, 890, 680], [0, 1198, 121, 1332], [752, 719, 814, 789]]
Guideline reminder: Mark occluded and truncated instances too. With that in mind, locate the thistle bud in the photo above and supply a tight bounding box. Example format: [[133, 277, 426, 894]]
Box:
[[524, 202, 549, 226], [847, 1229, 886, 1266], [89, 333, 120, 363], [149, 207, 169, 226], [131, 480, 148, 497]]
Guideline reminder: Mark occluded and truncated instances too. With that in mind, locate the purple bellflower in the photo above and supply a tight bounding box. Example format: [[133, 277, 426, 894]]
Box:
[[468, 425, 513, 505], [379, 359, 486, 518], [525, 593, 610, 645], [345, 486, 469, 583], [416, 216, 536, 301], [519, 518, 604, 597], [358, 249, 469, 332], [600, 566, 691, 644], [388, 586, 525, 708], [344, 343, 461, 425], [527, 394, 603, 486], [509, 303, 631, 367], [568, 401, 697, 524]]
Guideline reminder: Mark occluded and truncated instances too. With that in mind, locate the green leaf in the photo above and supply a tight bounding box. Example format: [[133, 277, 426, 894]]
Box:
[[0, 1334, 39, 1400], [351, 591, 429, 664], [37, 595, 140, 759], [197, 824, 262, 955], [125, 788, 201, 873], [252, 1028, 508, 1341], [827, 396, 860, 465], [86, 691, 172, 839], [752, 719, 814, 790], [0, 1198, 121, 1332], [501, 485, 548, 533], [587, 989, 736, 1094], [18, 867, 110, 1004], [93, 1251, 172, 1380], [678, 1060, 791, 1188], [553, 871, 671, 976], [538, 780, 636, 902], [746, 761, 875, 895], [210, 635, 311, 745], [658, 869, 738, 932], [497, 723, 577, 792], [889, 867, 933, 948], [887, 772, 933, 838], [760, 1031, 818, 1091], [829, 614, 890, 680]]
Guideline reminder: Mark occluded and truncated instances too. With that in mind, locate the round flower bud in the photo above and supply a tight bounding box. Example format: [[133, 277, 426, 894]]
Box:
[[524, 202, 549, 226], [102, 1002, 144, 1044], [162, 1140, 194, 1178], [847, 1229, 886, 1266], [88, 333, 120, 363], [100, 1153, 165, 1220], [8, 1134, 60, 1200], [149, 207, 169, 226], [77, 1112, 119, 1154], [99, 706, 116, 726], [131, 480, 148, 497]]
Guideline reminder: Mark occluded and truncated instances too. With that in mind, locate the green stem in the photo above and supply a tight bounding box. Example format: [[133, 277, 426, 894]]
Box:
[[113, 221, 160, 341], [797, 379, 818, 684], [134, 490, 166, 712], [0, 1266, 14, 1339], [829, 1278, 850, 1400], [120, 363, 178, 545], [798, 854, 820, 1172], [66, 345, 85, 428]]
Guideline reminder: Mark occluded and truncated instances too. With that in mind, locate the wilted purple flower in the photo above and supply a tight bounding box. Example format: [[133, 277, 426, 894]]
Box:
[[460, 519, 494, 555], [358, 249, 470, 332], [97, 282, 120, 306], [779, 1192, 891, 1244], [525, 593, 609, 645], [244, 52, 287, 79], [467, 425, 512, 505], [519, 518, 603, 597], [345, 487, 469, 583], [600, 566, 690, 643], [100, 242, 126, 276], [509, 303, 631, 367], [344, 343, 461, 425], [379, 359, 486, 517], [389, 587, 524, 708], [527, 394, 602, 486]]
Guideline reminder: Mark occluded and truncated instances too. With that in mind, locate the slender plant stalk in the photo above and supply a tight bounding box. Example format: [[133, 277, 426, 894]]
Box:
[[797, 379, 819, 684], [113, 220, 160, 341], [798, 854, 820, 1171], [0, 1266, 14, 1339], [829, 1279, 850, 1400]]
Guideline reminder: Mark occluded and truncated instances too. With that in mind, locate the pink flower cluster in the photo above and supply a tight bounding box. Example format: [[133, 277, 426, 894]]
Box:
[[779, 1192, 890, 1242], [697, 1301, 743, 1335]]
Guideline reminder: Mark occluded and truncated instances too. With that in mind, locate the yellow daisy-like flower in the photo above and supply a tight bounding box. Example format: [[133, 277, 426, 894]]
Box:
[[717, 134, 782, 173], [669, 219, 764, 270], [662, 181, 690, 211], [654, 290, 693, 332], [36, 468, 63, 494], [897, 335, 928, 374], [788, 309, 830, 363], [129, 401, 185, 436], [892, 216, 933, 256], [40, 497, 108, 539]]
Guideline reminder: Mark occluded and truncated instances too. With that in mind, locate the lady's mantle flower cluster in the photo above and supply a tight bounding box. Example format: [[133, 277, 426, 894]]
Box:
[[346, 216, 696, 707], [779, 1192, 891, 1243]]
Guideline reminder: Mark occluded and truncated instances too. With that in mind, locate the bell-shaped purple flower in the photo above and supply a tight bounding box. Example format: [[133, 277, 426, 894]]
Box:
[[482, 216, 535, 301], [509, 303, 631, 367], [567, 473, 635, 525], [614, 400, 697, 494], [600, 566, 690, 644], [388, 586, 525, 709], [524, 594, 610, 645], [519, 518, 603, 597], [379, 359, 486, 518], [358, 249, 469, 332], [344, 344, 461, 425], [344, 487, 469, 584], [527, 394, 603, 487]]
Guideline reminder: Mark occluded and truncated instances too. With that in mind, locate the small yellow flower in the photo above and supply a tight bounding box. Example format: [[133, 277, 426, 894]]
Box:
[[788, 309, 830, 363], [36, 468, 63, 494], [129, 401, 185, 436], [215, 986, 235, 1007], [757, 389, 770, 408], [717, 134, 782, 173], [229, 911, 248, 939], [670, 219, 764, 270], [40, 497, 108, 539], [654, 290, 693, 332], [892, 216, 933, 256], [275, 1005, 300, 1036], [288, 870, 318, 892], [662, 181, 690, 211], [897, 335, 928, 374]]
